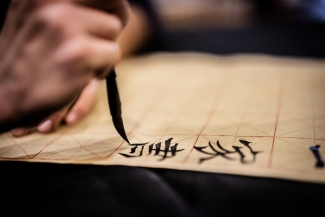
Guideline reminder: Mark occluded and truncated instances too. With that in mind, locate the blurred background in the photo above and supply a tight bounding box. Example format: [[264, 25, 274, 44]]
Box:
[[146, 0, 325, 58], [152, 0, 325, 29]]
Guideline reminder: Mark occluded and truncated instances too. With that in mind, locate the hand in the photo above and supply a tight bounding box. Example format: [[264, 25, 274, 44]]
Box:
[[0, 0, 130, 133]]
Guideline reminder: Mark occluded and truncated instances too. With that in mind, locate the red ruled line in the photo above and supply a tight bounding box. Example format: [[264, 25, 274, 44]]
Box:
[[182, 72, 235, 163], [267, 72, 288, 168]]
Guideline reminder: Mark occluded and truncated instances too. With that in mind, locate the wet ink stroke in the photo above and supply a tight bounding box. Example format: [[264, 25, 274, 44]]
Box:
[[310, 145, 324, 168], [194, 139, 262, 164], [119, 138, 184, 161]]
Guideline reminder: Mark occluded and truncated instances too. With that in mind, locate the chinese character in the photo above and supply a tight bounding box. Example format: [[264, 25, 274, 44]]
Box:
[[119, 143, 148, 158], [119, 138, 184, 161], [194, 139, 261, 164], [309, 145, 324, 168]]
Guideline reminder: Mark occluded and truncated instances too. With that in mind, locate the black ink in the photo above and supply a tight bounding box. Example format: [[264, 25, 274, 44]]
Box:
[[309, 145, 324, 168], [194, 139, 262, 164], [119, 143, 147, 158], [149, 142, 161, 156], [194, 141, 236, 164], [119, 138, 184, 161], [148, 138, 184, 161], [238, 140, 262, 164]]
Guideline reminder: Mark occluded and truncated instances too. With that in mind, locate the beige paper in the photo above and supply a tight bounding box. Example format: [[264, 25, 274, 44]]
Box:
[[1, 53, 325, 183]]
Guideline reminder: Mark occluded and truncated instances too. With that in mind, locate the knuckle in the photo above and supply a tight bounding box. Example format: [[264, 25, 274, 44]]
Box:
[[111, 16, 123, 33], [33, 3, 71, 30], [43, 2, 71, 19], [56, 39, 88, 70], [54, 42, 91, 77], [103, 15, 123, 39]]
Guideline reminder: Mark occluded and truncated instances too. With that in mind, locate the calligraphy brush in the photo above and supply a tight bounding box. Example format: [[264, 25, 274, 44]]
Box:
[[106, 69, 130, 144]]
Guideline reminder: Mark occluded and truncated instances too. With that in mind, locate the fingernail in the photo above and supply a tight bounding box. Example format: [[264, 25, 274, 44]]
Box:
[[38, 120, 53, 133], [11, 128, 29, 137], [66, 113, 77, 124]]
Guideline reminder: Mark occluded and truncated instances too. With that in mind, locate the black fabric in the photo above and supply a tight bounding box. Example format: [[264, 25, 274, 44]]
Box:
[[2, 161, 325, 217]]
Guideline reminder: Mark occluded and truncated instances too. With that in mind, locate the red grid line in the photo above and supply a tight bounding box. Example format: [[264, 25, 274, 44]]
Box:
[[268, 72, 288, 168], [182, 72, 235, 163]]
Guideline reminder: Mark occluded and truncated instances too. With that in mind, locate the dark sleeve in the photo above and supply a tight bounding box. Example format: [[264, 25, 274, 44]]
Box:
[[0, 0, 11, 31]]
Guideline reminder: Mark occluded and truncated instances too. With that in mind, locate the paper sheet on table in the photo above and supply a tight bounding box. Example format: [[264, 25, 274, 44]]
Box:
[[1, 53, 325, 183]]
